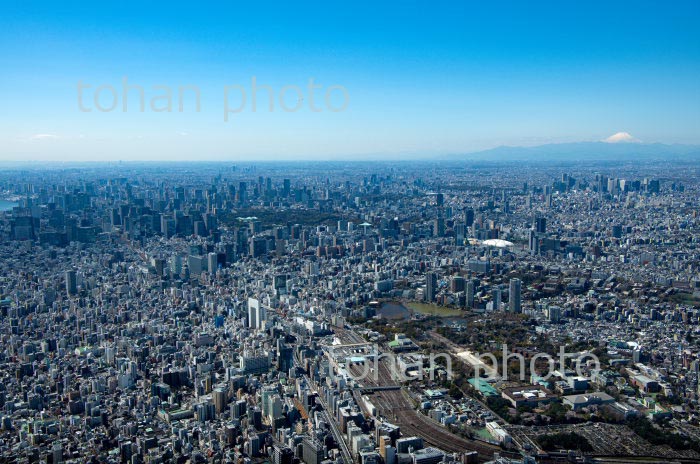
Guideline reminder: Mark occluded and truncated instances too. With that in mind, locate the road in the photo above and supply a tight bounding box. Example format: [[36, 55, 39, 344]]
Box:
[[294, 346, 353, 464], [316, 391, 354, 464]]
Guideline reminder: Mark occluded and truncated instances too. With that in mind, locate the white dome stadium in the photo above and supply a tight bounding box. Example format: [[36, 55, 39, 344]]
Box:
[[481, 239, 514, 248]]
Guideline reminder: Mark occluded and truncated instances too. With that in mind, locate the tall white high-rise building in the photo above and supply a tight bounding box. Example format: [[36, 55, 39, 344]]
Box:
[[247, 297, 267, 329], [248, 298, 258, 328]]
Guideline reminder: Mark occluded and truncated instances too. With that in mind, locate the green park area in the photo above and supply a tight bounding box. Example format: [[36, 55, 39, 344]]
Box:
[[405, 302, 464, 317]]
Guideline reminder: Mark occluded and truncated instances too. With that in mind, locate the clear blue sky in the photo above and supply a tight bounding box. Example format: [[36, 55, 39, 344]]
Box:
[[1, 1, 699, 161]]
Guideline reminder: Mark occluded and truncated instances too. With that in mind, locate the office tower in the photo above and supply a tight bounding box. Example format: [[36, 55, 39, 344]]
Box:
[[548, 305, 561, 323], [250, 220, 263, 235], [193, 220, 207, 237], [612, 224, 623, 239], [302, 437, 325, 464], [187, 255, 205, 275], [261, 386, 275, 416], [256, 303, 267, 330], [160, 214, 175, 238], [152, 258, 165, 277], [282, 178, 291, 197], [207, 252, 218, 273], [435, 193, 444, 206], [168, 255, 182, 278], [466, 280, 475, 308], [250, 406, 262, 430], [250, 236, 267, 257], [240, 350, 270, 374], [175, 214, 193, 236], [450, 276, 465, 293], [110, 208, 121, 227], [425, 272, 437, 302], [65, 270, 77, 296], [233, 399, 247, 419], [273, 446, 294, 464], [52, 443, 63, 464], [238, 182, 247, 204], [195, 401, 216, 422], [528, 229, 539, 255], [454, 223, 466, 240], [411, 448, 445, 464], [248, 432, 262, 457], [509, 278, 521, 313], [647, 179, 660, 193], [464, 208, 475, 227], [396, 436, 423, 454], [432, 217, 445, 237], [492, 288, 501, 310], [204, 213, 218, 233], [119, 442, 133, 462], [534, 216, 546, 234], [268, 395, 282, 420], [276, 339, 293, 373], [213, 388, 227, 414], [248, 298, 259, 329], [273, 274, 288, 294]]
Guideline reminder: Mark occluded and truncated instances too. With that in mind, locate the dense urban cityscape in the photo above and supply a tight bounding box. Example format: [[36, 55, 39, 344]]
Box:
[[1, 158, 700, 463]]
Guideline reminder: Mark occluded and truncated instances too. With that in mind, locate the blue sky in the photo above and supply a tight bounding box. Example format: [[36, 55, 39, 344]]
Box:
[[1, 1, 699, 161]]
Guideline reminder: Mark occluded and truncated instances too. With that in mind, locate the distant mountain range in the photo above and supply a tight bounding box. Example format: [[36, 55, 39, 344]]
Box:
[[457, 142, 700, 162]]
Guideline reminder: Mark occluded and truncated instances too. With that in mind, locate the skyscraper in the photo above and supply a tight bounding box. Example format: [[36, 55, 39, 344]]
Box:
[[65, 270, 77, 296], [248, 298, 258, 329], [425, 272, 437, 302], [492, 288, 501, 311], [528, 229, 539, 255], [213, 388, 227, 414], [450, 276, 465, 293], [256, 303, 267, 330], [464, 208, 475, 227], [248, 298, 267, 329], [534, 216, 546, 234], [432, 217, 445, 237], [466, 280, 475, 308], [509, 278, 521, 313], [276, 339, 293, 372], [207, 252, 218, 274]]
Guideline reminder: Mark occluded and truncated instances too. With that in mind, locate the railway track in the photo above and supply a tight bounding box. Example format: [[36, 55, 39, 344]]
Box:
[[371, 388, 498, 460], [346, 346, 502, 462]]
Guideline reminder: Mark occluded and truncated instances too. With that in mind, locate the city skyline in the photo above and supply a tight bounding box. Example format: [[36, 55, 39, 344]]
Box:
[[2, 159, 699, 462]]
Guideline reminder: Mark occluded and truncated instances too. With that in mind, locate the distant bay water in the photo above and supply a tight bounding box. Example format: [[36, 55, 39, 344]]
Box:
[[0, 199, 18, 211]]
